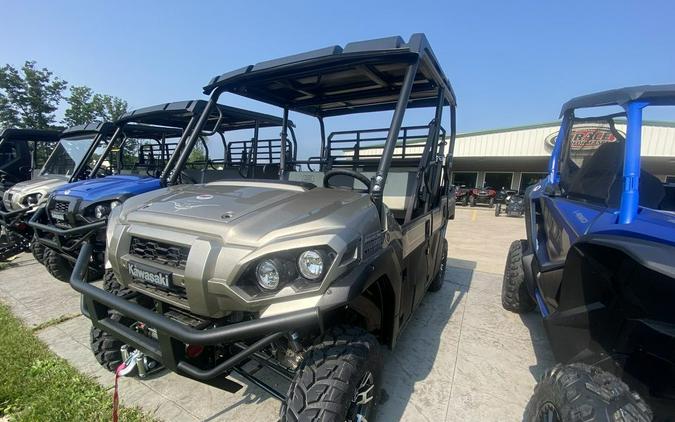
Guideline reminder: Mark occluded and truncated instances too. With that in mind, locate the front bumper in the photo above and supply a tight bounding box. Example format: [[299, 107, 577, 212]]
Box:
[[29, 206, 106, 259], [71, 242, 320, 387]]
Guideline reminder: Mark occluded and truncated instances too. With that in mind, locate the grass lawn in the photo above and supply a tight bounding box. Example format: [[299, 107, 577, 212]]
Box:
[[0, 303, 153, 422]]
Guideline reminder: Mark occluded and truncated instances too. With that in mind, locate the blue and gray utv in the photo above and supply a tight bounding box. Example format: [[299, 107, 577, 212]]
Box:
[[502, 85, 675, 421], [30, 100, 290, 282]]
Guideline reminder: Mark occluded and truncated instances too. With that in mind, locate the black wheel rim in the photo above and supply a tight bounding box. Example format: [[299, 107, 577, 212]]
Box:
[[538, 402, 561, 422], [348, 371, 375, 422]]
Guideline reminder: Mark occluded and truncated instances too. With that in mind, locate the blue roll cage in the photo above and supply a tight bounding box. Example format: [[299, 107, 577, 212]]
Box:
[[548, 92, 674, 225]]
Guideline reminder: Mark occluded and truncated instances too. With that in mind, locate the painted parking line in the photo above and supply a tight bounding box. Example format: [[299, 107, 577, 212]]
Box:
[[471, 210, 477, 221]]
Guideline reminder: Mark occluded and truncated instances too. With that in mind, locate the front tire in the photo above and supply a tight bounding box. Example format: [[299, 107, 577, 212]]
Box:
[[524, 363, 652, 422], [31, 236, 46, 264], [90, 271, 132, 372], [489, 197, 495, 208], [494, 203, 501, 216], [45, 248, 103, 283], [469, 195, 476, 207], [281, 326, 382, 422], [501, 240, 535, 313]]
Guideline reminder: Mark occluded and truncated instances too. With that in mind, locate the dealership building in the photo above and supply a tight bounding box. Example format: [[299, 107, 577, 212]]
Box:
[[450, 120, 675, 192]]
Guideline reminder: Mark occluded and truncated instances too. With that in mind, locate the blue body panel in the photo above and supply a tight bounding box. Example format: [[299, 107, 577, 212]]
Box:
[[531, 97, 675, 317], [51, 175, 162, 201]]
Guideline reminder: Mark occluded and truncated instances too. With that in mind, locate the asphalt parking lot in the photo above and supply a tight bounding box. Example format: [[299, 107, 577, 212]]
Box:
[[0, 205, 554, 421]]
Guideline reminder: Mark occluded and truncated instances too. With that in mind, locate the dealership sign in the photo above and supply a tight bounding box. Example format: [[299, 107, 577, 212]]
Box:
[[544, 124, 624, 151]]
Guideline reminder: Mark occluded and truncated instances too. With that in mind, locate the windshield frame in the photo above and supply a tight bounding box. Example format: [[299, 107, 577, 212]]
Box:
[[39, 132, 105, 181]]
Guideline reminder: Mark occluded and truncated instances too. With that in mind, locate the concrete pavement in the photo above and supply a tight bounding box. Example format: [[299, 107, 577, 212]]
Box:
[[0, 206, 554, 421]]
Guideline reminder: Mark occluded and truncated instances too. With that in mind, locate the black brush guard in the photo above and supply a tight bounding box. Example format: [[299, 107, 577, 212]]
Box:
[[29, 206, 106, 262], [71, 242, 319, 397]]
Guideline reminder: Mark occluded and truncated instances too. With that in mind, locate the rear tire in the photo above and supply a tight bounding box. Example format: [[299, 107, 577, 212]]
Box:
[[469, 195, 476, 207], [494, 204, 501, 216], [501, 240, 535, 313], [524, 363, 653, 422], [281, 326, 382, 422], [462, 196, 468, 206], [489, 197, 495, 208], [428, 239, 447, 292]]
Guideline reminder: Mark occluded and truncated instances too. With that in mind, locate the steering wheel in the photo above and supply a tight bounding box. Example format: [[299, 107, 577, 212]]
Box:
[[323, 169, 371, 192]]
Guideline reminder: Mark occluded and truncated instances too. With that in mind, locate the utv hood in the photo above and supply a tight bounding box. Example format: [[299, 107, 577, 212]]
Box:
[[53, 175, 161, 202], [126, 181, 314, 223], [2, 175, 69, 210], [121, 180, 374, 240]]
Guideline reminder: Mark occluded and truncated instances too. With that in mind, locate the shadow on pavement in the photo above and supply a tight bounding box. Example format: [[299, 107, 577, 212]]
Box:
[[376, 259, 476, 421]]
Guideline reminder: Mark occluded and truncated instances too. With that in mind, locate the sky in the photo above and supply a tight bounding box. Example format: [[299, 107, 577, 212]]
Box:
[[2, 0, 675, 158]]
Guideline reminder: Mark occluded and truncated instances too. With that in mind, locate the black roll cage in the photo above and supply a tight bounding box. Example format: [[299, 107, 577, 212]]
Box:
[[0, 129, 62, 173], [158, 102, 294, 186], [194, 34, 457, 223]]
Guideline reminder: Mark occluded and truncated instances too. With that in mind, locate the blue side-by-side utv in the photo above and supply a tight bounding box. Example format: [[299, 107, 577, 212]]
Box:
[[502, 85, 675, 421]]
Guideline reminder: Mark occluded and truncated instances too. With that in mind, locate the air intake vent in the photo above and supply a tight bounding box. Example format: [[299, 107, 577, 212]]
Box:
[[129, 237, 189, 269]]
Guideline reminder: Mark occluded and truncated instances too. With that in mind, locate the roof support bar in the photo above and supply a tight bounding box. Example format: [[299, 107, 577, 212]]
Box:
[[279, 108, 289, 178], [618, 100, 647, 225], [371, 61, 419, 218], [159, 111, 199, 185], [167, 97, 218, 186], [90, 127, 123, 177]]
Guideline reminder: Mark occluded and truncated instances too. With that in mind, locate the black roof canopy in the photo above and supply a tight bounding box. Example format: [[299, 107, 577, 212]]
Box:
[[119, 123, 183, 139], [203, 34, 456, 117], [61, 121, 116, 138], [560, 84, 675, 117], [115, 100, 287, 132], [0, 128, 62, 143]]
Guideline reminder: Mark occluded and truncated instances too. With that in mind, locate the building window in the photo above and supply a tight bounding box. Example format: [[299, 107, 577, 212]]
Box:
[[484, 172, 513, 190], [520, 172, 548, 192], [452, 172, 477, 188]]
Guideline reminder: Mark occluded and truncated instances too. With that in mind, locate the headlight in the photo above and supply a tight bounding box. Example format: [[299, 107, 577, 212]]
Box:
[[26, 193, 42, 206], [298, 250, 324, 280], [94, 204, 110, 219], [255, 259, 280, 290], [110, 200, 121, 209]]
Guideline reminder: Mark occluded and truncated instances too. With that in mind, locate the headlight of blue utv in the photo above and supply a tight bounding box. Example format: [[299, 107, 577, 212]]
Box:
[[92, 200, 122, 219]]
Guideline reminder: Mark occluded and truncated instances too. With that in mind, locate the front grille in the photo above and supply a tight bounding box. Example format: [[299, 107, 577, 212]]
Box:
[[129, 237, 189, 269], [52, 200, 69, 213]]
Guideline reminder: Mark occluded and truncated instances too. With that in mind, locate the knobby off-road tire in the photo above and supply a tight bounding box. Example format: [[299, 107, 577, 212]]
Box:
[[90, 271, 133, 372], [281, 326, 383, 422], [44, 248, 103, 283], [524, 363, 653, 422], [31, 236, 46, 264], [501, 239, 536, 313], [428, 239, 448, 292], [102, 269, 134, 297]]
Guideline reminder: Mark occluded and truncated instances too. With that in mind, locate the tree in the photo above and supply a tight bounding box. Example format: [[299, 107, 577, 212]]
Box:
[[63, 85, 129, 126], [0, 61, 67, 129]]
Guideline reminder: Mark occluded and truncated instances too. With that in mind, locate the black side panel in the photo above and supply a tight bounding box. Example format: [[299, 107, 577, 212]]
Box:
[[544, 239, 675, 399]]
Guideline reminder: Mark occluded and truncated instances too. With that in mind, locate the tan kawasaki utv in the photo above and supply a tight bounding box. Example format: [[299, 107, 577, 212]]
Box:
[[70, 34, 457, 421]]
